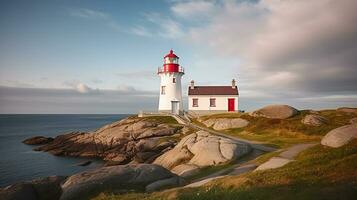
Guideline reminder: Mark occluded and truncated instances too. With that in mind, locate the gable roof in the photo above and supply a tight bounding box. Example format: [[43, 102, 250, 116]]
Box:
[[188, 86, 239, 95]]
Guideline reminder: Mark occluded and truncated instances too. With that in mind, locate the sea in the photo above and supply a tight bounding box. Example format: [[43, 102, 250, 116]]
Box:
[[0, 114, 130, 187]]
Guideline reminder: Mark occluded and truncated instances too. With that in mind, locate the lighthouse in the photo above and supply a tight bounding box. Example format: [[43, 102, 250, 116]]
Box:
[[157, 50, 184, 115]]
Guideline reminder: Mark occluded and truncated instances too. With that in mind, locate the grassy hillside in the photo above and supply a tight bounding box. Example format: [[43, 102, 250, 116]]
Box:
[[195, 110, 356, 148], [93, 140, 357, 200], [92, 109, 356, 200]]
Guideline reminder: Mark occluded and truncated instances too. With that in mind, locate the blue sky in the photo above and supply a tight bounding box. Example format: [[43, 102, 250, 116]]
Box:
[[1, 0, 357, 113]]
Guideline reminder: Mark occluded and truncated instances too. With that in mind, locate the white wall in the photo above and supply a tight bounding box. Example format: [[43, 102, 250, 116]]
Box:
[[158, 72, 184, 111], [188, 95, 239, 111]]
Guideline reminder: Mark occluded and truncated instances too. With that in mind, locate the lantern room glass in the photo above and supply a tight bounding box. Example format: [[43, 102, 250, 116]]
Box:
[[165, 57, 178, 64]]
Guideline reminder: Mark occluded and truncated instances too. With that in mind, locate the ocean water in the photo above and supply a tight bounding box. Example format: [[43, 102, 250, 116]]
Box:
[[0, 114, 130, 187]]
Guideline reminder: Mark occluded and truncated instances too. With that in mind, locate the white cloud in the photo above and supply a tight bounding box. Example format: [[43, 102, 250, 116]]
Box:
[[184, 0, 357, 97], [171, 0, 216, 19], [70, 8, 121, 32], [145, 12, 184, 39], [63, 81, 99, 94], [129, 25, 153, 37], [76, 83, 92, 94], [70, 8, 109, 19]]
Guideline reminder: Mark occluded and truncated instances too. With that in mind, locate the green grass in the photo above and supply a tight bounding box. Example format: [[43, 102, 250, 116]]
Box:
[[174, 140, 357, 200], [144, 116, 180, 125], [93, 141, 357, 200], [193, 109, 356, 148]]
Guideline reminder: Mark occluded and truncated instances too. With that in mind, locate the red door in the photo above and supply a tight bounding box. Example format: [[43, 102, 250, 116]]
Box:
[[228, 98, 235, 111]]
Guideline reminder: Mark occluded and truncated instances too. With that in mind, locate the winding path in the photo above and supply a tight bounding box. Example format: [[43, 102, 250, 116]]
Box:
[[170, 114, 317, 188]]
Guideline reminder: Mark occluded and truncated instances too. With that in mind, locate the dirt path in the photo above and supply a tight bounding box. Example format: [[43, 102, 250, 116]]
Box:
[[255, 143, 317, 171], [172, 114, 276, 152], [168, 115, 318, 188], [185, 143, 317, 188]]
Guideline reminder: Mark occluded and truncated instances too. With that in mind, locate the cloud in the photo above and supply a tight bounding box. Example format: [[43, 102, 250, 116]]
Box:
[[0, 86, 157, 114], [184, 0, 357, 98], [69, 8, 182, 39], [70, 8, 121, 32], [62, 80, 99, 94], [70, 8, 109, 19], [75, 83, 98, 94], [144, 12, 184, 39], [129, 25, 153, 37], [171, 0, 216, 19]]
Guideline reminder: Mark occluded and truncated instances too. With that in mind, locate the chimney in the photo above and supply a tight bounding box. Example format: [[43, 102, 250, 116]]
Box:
[[231, 79, 236, 88], [190, 80, 195, 89]]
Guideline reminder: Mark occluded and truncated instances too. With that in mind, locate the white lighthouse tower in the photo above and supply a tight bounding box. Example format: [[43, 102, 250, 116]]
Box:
[[157, 49, 184, 115]]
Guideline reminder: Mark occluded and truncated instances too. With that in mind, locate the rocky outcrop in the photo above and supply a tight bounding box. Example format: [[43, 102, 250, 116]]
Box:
[[302, 114, 328, 126], [251, 105, 299, 119], [30, 117, 181, 165], [172, 164, 200, 178], [22, 136, 53, 145], [201, 118, 249, 130], [60, 164, 184, 200], [337, 107, 357, 114], [154, 131, 251, 177], [0, 176, 66, 200], [321, 124, 357, 148], [349, 117, 357, 124]]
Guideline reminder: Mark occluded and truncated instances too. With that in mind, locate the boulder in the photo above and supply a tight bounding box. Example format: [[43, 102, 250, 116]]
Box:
[[301, 114, 328, 126], [212, 118, 249, 130], [154, 131, 251, 172], [31, 117, 181, 165], [337, 107, 357, 114], [251, 105, 299, 119], [349, 117, 357, 124], [0, 176, 66, 200], [201, 118, 217, 127], [0, 182, 37, 200], [22, 136, 53, 145], [321, 124, 357, 148], [60, 164, 184, 200], [172, 164, 200, 178]]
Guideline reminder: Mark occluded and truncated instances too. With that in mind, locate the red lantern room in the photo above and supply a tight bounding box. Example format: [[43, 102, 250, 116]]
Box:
[[158, 50, 184, 74]]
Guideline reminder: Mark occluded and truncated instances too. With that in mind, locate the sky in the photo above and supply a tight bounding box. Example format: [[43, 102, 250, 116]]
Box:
[[0, 0, 356, 114]]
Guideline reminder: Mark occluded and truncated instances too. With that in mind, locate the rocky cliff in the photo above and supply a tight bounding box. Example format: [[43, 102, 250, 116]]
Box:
[[30, 116, 183, 165]]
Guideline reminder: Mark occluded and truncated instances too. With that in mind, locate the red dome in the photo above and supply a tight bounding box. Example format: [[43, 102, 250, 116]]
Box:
[[164, 49, 179, 58]]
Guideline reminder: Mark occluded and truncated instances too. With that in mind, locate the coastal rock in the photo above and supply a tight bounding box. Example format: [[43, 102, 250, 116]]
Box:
[[302, 114, 328, 126], [60, 164, 184, 200], [32, 117, 180, 165], [154, 131, 251, 174], [0, 176, 66, 200], [251, 105, 299, 119], [337, 107, 357, 114], [321, 124, 357, 148], [201, 118, 217, 127], [349, 117, 357, 124], [172, 164, 200, 178], [200, 118, 249, 130], [22, 136, 53, 145], [212, 118, 249, 130]]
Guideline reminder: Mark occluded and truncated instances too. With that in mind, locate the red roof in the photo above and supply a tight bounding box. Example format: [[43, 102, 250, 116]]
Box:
[[188, 86, 239, 95], [164, 49, 179, 58]]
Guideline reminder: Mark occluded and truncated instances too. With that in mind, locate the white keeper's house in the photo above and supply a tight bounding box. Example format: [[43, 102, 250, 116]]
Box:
[[157, 49, 239, 115], [188, 79, 239, 114]]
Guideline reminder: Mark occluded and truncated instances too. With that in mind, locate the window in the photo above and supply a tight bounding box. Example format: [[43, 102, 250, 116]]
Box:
[[161, 86, 166, 95], [192, 98, 198, 107], [173, 78, 176, 83], [210, 98, 216, 107]]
